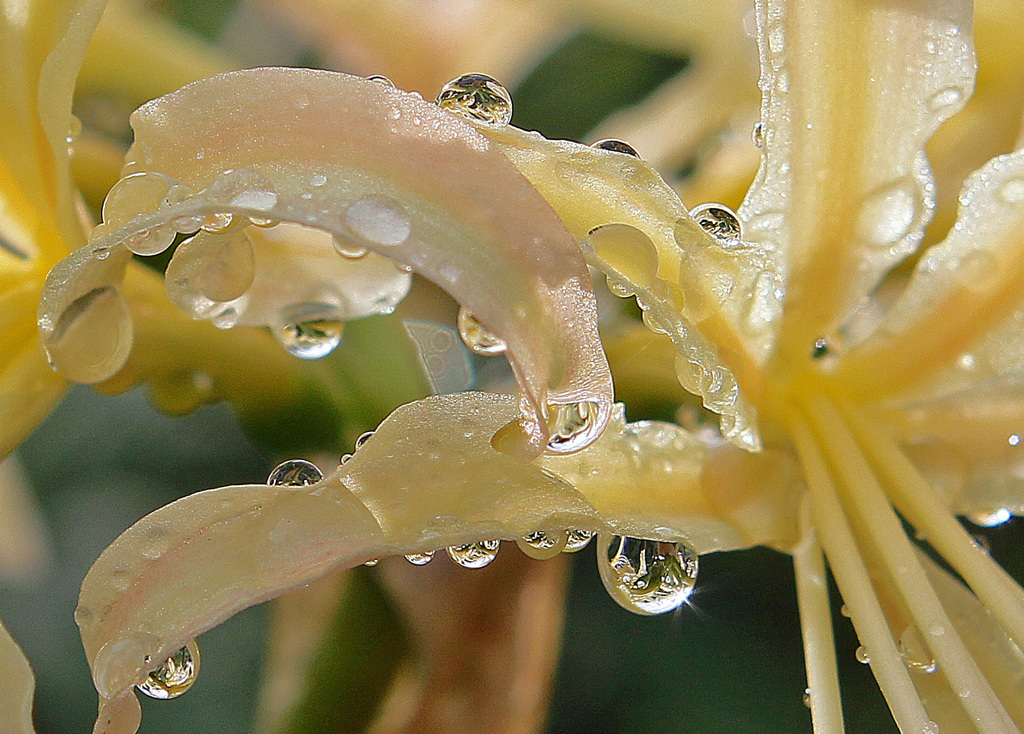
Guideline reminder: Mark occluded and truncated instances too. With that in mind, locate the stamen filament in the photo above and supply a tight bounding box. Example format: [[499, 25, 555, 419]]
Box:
[[793, 495, 845, 733], [806, 395, 1015, 733], [789, 416, 931, 733], [837, 396, 1024, 654]]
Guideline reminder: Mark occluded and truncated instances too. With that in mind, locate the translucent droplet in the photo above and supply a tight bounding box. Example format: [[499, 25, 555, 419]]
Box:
[[366, 74, 395, 88], [546, 401, 607, 454], [44, 286, 132, 383], [345, 195, 412, 247], [855, 646, 870, 664], [354, 431, 375, 450], [997, 178, 1024, 205], [596, 535, 698, 615], [922, 721, 940, 734], [584, 223, 659, 288], [207, 168, 278, 212], [564, 529, 594, 552], [928, 87, 963, 112], [967, 507, 1012, 527], [840, 604, 851, 618], [102, 171, 174, 227], [446, 540, 500, 569], [1009, 433, 1021, 447], [201, 212, 234, 232], [274, 304, 344, 360], [802, 688, 812, 708], [752, 121, 765, 149], [249, 216, 278, 228], [363, 559, 379, 567], [405, 551, 435, 565], [193, 229, 256, 303], [899, 626, 938, 674], [136, 640, 200, 700], [333, 236, 369, 259], [855, 180, 918, 247], [590, 138, 640, 157], [812, 338, 830, 359], [267, 459, 323, 486], [516, 531, 566, 560], [456, 307, 506, 355], [689, 203, 742, 243], [436, 73, 513, 125], [123, 225, 177, 256]]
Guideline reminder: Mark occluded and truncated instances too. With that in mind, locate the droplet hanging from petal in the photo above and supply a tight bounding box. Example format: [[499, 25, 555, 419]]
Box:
[[689, 203, 742, 244], [596, 535, 698, 615], [516, 530, 566, 560], [43, 286, 133, 383], [273, 304, 344, 360], [546, 401, 608, 454], [405, 551, 435, 565], [446, 540, 500, 568], [135, 640, 200, 700]]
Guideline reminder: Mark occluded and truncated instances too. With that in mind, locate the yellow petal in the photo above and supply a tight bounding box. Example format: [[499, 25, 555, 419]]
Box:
[[42, 68, 613, 453], [741, 0, 974, 362], [0, 615, 34, 734], [77, 392, 749, 734]]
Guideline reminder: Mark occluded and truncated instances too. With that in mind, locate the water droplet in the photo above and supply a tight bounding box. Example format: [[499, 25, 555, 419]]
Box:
[[922, 721, 939, 734], [564, 529, 594, 552], [689, 203, 742, 243], [584, 223, 659, 288], [998, 178, 1024, 205], [201, 212, 234, 232], [136, 640, 200, 700], [436, 73, 513, 125], [590, 138, 640, 157], [366, 74, 395, 88], [596, 535, 698, 615], [752, 121, 765, 149], [124, 226, 177, 256], [102, 172, 175, 227], [446, 540, 500, 568], [840, 604, 851, 618], [44, 286, 132, 383], [546, 401, 607, 454], [333, 236, 369, 259], [855, 646, 870, 664], [812, 338, 830, 358], [856, 180, 918, 247], [267, 459, 323, 486], [1009, 434, 1021, 447], [967, 507, 1012, 527], [802, 688, 812, 708], [354, 431, 375, 450], [516, 531, 566, 560], [363, 559, 379, 567], [345, 195, 411, 247], [192, 229, 256, 303], [898, 626, 937, 674], [405, 551, 435, 565], [207, 169, 278, 212], [928, 87, 963, 112], [274, 303, 344, 359], [456, 308, 506, 355], [249, 216, 278, 228]]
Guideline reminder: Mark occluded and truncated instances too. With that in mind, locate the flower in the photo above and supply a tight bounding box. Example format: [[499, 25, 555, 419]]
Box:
[[13, 0, 1024, 732]]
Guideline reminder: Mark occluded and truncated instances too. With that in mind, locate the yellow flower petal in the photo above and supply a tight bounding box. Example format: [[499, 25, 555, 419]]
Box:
[[0, 615, 34, 734]]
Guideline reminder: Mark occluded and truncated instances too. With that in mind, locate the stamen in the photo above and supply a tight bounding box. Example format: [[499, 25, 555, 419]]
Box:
[[793, 495, 845, 733], [807, 395, 1015, 732], [837, 396, 1024, 655], [789, 417, 932, 733]]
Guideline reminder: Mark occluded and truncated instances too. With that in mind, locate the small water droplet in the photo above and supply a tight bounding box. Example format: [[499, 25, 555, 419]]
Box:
[[998, 178, 1024, 205], [405, 551, 435, 565], [274, 304, 344, 359], [812, 338, 830, 359], [855, 646, 870, 664], [898, 626, 937, 674], [752, 121, 765, 149], [590, 138, 640, 157], [584, 223, 659, 288], [436, 73, 513, 125], [345, 195, 411, 247], [366, 74, 395, 88], [840, 604, 851, 618], [928, 87, 963, 112], [856, 180, 918, 247], [564, 529, 594, 552], [1008, 434, 1021, 447], [802, 688, 812, 708], [310, 173, 328, 187], [354, 431, 375, 450], [967, 507, 1012, 527], [516, 531, 566, 560], [456, 308, 506, 355], [333, 236, 369, 259], [267, 459, 323, 486], [546, 401, 607, 454], [689, 203, 742, 243], [446, 540, 500, 568], [922, 721, 939, 734], [201, 212, 234, 232], [596, 535, 698, 615], [136, 640, 200, 700], [249, 216, 278, 228], [363, 559, 379, 567]]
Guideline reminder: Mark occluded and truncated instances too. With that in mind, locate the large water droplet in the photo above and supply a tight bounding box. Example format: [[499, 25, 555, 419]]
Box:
[[516, 531, 566, 560], [590, 139, 640, 157], [446, 540, 500, 568], [596, 535, 698, 615], [689, 203, 742, 243], [102, 172, 174, 227], [967, 507, 1012, 527], [345, 196, 412, 247], [206, 169, 278, 212], [124, 226, 177, 257], [267, 459, 323, 486], [274, 303, 344, 359], [194, 229, 256, 302], [584, 223, 659, 288], [201, 212, 234, 233], [333, 235, 369, 259], [456, 307, 506, 355], [436, 73, 513, 125], [855, 180, 918, 247], [136, 640, 200, 700], [855, 646, 870, 664], [899, 626, 938, 674], [45, 286, 132, 383], [564, 529, 594, 552], [546, 401, 607, 454], [405, 551, 435, 565]]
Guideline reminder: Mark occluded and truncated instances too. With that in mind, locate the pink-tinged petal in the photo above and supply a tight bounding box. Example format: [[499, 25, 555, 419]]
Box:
[[78, 392, 752, 734], [42, 68, 613, 454], [741, 0, 974, 362], [0, 616, 34, 734]]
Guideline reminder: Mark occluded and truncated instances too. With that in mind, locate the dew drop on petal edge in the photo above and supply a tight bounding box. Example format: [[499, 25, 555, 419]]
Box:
[[590, 138, 640, 157], [136, 640, 200, 700], [274, 309, 344, 360], [405, 551, 435, 565], [546, 401, 605, 454], [436, 73, 513, 125], [516, 530, 566, 560], [457, 307, 507, 355], [596, 535, 698, 615], [267, 459, 323, 486], [563, 529, 594, 552], [446, 540, 500, 569], [689, 203, 742, 243], [967, 507, 1012, 527]]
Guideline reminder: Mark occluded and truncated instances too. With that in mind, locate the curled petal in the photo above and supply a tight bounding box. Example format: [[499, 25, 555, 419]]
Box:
[[41, 68, 613, 453], [78, 392, 751, 733]]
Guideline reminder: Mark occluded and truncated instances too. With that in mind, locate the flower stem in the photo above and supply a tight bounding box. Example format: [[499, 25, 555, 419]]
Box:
[[806, 394, 1015, 733], [792, 494, 845, 733]]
